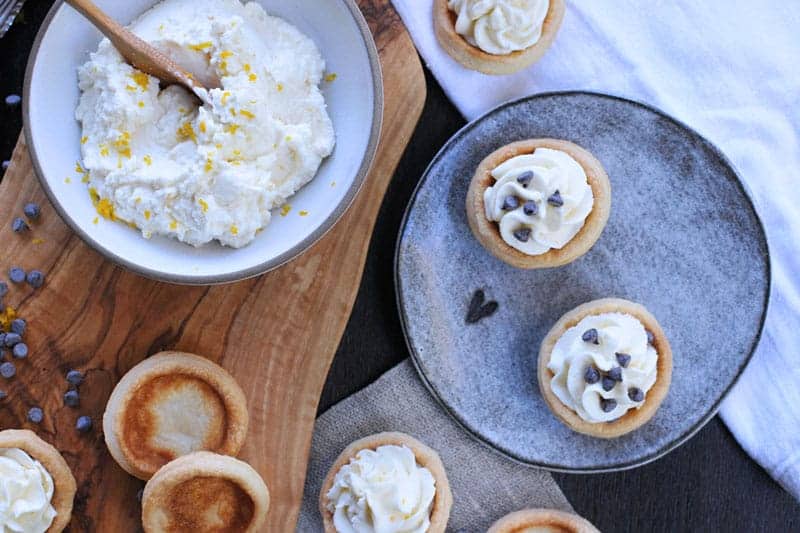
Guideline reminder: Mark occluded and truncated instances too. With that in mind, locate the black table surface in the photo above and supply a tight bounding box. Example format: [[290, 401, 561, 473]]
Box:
[[1, 3, 798, 531]]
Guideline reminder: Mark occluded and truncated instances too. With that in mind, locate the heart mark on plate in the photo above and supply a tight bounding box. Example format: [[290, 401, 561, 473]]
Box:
[[466, 289, 498, 324]]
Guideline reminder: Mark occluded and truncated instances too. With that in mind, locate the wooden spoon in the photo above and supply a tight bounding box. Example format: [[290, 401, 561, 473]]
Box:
[[65, 0, 221, 103]]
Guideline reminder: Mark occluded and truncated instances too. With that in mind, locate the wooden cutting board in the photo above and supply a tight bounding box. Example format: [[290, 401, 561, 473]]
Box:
[[0, 1, 425, 530]]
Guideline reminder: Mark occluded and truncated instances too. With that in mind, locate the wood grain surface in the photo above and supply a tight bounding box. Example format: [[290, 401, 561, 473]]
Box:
[[0, 1, 425, 530]]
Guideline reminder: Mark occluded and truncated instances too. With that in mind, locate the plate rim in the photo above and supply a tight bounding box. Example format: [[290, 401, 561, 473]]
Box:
[[23, 0, 384, 286], [394, 90, 771, 473]]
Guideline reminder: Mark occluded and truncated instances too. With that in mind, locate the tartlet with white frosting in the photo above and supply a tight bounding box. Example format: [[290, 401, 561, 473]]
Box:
[[488, 508, 600, 533], [434, 0, 565, 75], [0, 429, 77, 533], [466, 138, 611, 269], [537, 298, 673, 438], [319, 432, 452, 533]]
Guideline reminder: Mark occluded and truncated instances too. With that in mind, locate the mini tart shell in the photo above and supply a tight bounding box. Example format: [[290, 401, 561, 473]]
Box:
[[318, 432, 453, 533], [434, 0, 566, 75], [141, 451, 269, 533], [103, 351, 249, 480], [0, 429, 77, 533], [488, 508, 600, 533], [538, 298, 673, 438], [467, 138, 611, 269]]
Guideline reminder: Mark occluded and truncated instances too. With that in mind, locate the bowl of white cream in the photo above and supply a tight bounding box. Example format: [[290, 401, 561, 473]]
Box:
[[24, 0, 382, 284]]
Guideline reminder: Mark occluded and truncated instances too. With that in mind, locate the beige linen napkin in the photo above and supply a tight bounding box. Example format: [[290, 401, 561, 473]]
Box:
[[298, 359, 571, 531]]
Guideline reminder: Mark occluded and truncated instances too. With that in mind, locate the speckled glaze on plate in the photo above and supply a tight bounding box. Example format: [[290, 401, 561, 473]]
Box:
[[395, 92, 770, 472]]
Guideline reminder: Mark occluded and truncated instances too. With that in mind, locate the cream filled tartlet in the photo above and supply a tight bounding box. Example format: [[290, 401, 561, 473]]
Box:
[[434, 0, 565, 75], [466, 139, 610, 269], [76, 0, 335, 248], [538, 298, 673, 438], [319, 432, 452, 533]]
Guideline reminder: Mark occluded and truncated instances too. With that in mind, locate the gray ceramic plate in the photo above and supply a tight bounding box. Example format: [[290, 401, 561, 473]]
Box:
[[395, 91, 770, 472]]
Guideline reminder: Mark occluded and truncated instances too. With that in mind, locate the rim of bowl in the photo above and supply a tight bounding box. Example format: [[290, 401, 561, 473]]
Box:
[[23, 0, 384, 286]]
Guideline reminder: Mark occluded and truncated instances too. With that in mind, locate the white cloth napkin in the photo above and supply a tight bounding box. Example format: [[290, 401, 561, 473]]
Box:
[[391, 0, 800, 500]]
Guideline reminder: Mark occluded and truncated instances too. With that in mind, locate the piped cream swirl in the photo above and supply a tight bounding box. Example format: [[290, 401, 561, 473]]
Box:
[[326, 444, 435, 533], [447, 0, 549, 55], [484, 148, 593, 255], [0, 448, 57, 533], [548, 313, 658, 423]]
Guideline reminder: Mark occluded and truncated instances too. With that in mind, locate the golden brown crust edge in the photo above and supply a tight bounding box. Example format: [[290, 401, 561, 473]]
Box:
[[434, 0, 566, 75], [103, 351, 249, 480], [141, 451, 270, 533], [0, 429, 77, 533], [318, 432, 453, 533], [488, 508, 600, 533], [537, 298, 673, 438], [466, 138, 611, 269]]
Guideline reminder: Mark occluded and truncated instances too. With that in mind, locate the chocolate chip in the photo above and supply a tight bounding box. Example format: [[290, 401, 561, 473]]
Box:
[[76, 416, 93, 433], [608, 366, 623, 382], [27, 407, 43, 424], [64, 390, 80, 408], [584, 366, 600, 384], [581, 328, 599, 344], [502, 196, 519, 211], [600, 398, 617, 412], [0, 362, 12, 379], [646, 329, 655, 346], [465, 290, 498, 324], [66, 370, 84, 387], [516, 170, 533, 187], [601, 376, 616, 391], [547, 190, 563, 207], [513, 228, 531, 242], [523, 201, 538, 216], [628, 387, 645, 402], [615, 352, 631, 368]]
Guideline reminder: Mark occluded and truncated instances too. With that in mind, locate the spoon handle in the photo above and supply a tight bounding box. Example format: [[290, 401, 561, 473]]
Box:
[[65, 0, 199, 91]]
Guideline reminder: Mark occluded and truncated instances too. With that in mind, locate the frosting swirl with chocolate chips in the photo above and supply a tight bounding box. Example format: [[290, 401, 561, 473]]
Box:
[[447, 0, 550, 55], [547, 312, 658, 423], [483, 148, 593, 255]]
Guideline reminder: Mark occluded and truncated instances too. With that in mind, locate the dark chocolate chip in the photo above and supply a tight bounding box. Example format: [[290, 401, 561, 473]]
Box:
[[64, 389, 80, 408], [66, 370, 84, 387], [516, 170, 534, 187], [646, 329, 655, 346], [615, 352, 631, 368], [628, 387, 645, 402], [601, 376, 616, 391], [600, 398, 618, 412], [27, 407, 43, 424], [547, 190, 564, 207], [584, 366, 601, 384], [513, 228, 531, 242], [608, 366, 623, 382], [522, 201, 538, 216], [502, 195, 519, 211], [76, 416, 93, 433], [581, 328, 599, 344]]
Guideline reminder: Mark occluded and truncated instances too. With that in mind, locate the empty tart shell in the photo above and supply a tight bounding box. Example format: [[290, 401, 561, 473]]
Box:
[[319, 432, 453, 533], [0, 429, 77, 533], [466, 138, 611, 269], [433, 0, 566, 75], [141, 451, 269, 533], [538, 298, 673, 438], [103, 351, 248, 479], [488, 508, 600, 533]]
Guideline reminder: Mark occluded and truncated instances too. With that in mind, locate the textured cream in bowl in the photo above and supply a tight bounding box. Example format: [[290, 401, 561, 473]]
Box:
[[76, 0, 335, 248]]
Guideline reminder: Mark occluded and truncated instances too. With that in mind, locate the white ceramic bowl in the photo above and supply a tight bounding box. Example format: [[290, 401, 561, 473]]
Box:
[[24, 0, 382, 284]]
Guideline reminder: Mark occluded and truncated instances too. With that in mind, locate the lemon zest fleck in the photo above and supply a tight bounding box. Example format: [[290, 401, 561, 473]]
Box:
[[143, 155, 152, 166], [230, 225, 239, 235], [169, 220, 178, 230], [177, 122, 197, 143], [299, 210, 309, 217], [324, 72, 337, 82], [248, 73, 257, 82], [276, 83, 284, 92], [220, 50, 234, 59], [285, 135, 292, 142], [135, 197, 142, 204], [225, 124, 239, 134], [80, 136, 88, 145], [64, 177, 71, 184], [130, 71, 149, 89], [330, 181, 336, 187], [243, 64, 251, 72], [144, 210, 151, 220], [96, 198, 116, 220], [221, 91, 231, 105], [0, 306, 18, 331], [125, 84, 137, 92], [240, 110, 255, 119], [138, 101, 145, 108], [198, 198, 209, 212], [204, 158, 213, 173], [280, 204, 291, 217], [220, 61, 228, 72], [99, 144, 110, 157], [32, 238, 44, 245], [93, 216, 99, 224], [229, 107, 237, 116], [199, 121, 207, 133], [188, 41, 213, 51]]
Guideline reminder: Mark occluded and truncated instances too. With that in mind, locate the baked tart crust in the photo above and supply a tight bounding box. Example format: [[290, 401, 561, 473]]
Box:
[[103, 351, 249, 479], [488, 508, 600, 533], [434, 0, 566, 75], [538, 298, 673, 438], [0, 429, 77, 533], [466, 138, 611, 269], [319, 432, 453, 533]]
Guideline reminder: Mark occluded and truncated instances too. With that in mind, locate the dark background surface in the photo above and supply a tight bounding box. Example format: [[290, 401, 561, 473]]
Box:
[[1, 2, 798, 531]]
